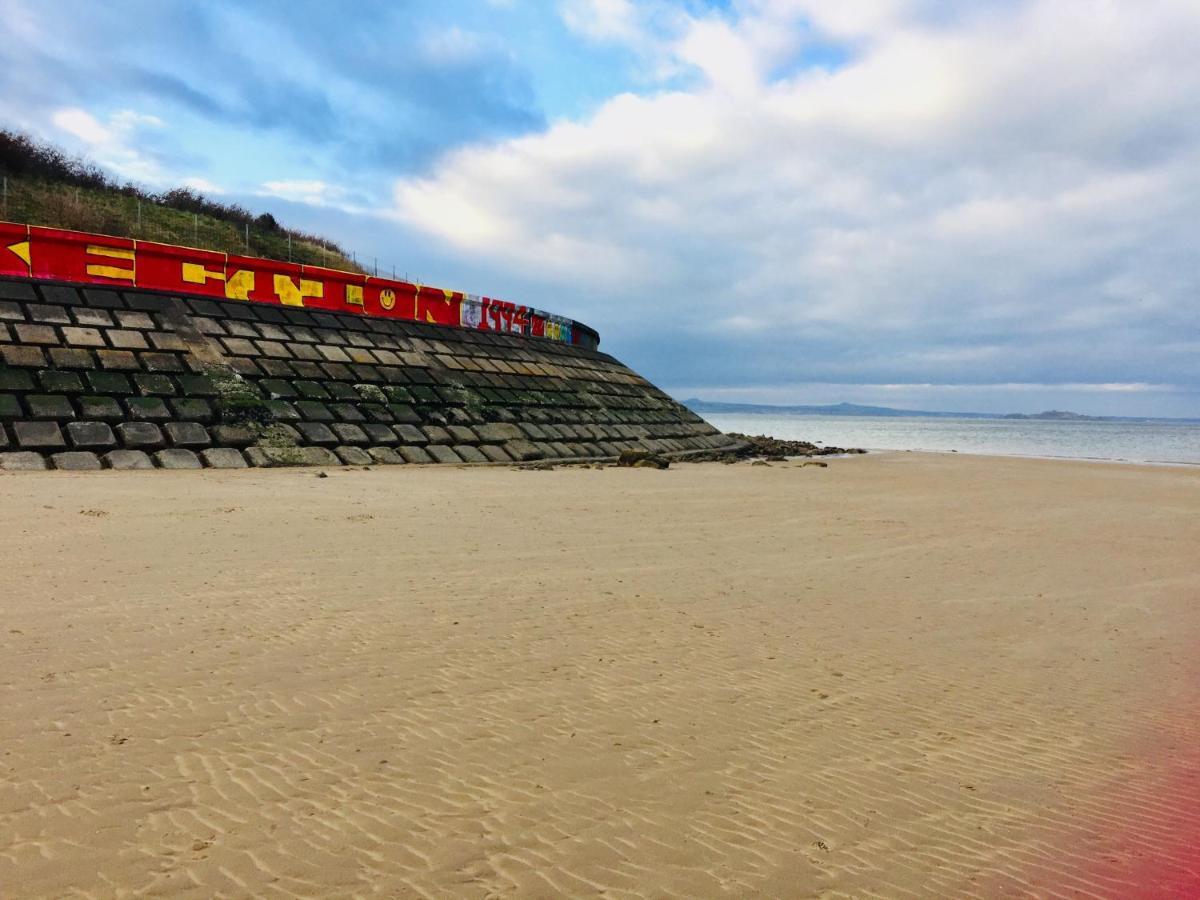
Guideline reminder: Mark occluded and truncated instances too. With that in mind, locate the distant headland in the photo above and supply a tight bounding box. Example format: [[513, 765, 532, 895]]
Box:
[[683, 399, 1200, 424]]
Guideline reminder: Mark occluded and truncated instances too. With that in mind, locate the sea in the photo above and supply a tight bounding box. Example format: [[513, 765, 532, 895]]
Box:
[[703, 413, 1200, 466]]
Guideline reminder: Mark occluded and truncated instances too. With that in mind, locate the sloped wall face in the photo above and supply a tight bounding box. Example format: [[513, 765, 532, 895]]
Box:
[[0, 278, 735, 470]]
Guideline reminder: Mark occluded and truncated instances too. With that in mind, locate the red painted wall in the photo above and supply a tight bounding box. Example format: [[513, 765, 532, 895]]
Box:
[[0, 222, 598, 348]]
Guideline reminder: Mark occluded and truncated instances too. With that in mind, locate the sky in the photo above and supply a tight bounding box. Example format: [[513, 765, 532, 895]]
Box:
[[2, 0, 1199, 417]]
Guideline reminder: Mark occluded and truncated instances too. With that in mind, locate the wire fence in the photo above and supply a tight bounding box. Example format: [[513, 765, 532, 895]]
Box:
[[0, 175, 427, 284]]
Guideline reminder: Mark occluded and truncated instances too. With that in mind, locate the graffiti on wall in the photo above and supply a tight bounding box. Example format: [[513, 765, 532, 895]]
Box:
[[0, 221, 598, 348]]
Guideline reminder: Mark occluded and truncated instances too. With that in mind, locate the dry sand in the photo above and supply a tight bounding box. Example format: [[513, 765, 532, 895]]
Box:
[[1, 453, 1198, 898]]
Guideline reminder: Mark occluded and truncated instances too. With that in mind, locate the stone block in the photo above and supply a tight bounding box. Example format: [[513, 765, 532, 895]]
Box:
[[116, 422, 165, 450], [1, 345, 46, 368], [200, 448, 248, 469], [37, 371, 85, 393], [72, 308, 114, 327], [294, 422, 337, 445], [361, 423, 396, 445], [0, 369, 34, 392], [396, 445, 434, 465], [479, 445, 513, 463], [23, 395, 74, 421], [0, 451, 47, 470], [334, 445, 373, 466], [14, 421, 66, 450], [78, 396, 125, 421], [366, 447, 404, 465], [14, 323, 59, 345], [170, 398, 214, 423], [133, 373, 177, 396], [67, 421, 118, 451], [175, 375, 219, 397], [211, 424, 256, 447], [387, 403, 422, 425], [96, 350, 140, 370], [165, 422, 211, 448], [448, 425, 479, 444], [392, 424, 426, 444], [61, 326, 105, 347], [295, 400, 334, 421], [0, 395, 21, 419], [86, 371, 133, 394], [474, 422, 523, 442], [106, 329, 148, 350], [125, 397, 171, 420], [421, 425, 452, 445], [104, 450, 154, 470], [454, 445, 487, 464], [329, 403, 365, 423], [51, 451, 102, 471], [331, 423, 368, 445], [426, 444, 462, 464], [264, 400, 299, 421], [154, 449, 203, 470], [504, 439, 544, 461]]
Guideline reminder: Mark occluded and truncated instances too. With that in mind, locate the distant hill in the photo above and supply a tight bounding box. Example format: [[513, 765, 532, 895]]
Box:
[[0, 128, 362, 272], [683, 399, 1200, 424]]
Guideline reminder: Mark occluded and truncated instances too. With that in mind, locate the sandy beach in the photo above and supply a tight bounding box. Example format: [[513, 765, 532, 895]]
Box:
[[1, 453, 1198, 898]]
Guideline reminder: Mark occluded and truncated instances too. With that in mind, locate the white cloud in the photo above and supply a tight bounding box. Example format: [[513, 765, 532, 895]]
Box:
[[259, 179, 338, 205], [560, 0, 644, 44], [392, 0, 1200, 406], [50, 107, 169, 184]]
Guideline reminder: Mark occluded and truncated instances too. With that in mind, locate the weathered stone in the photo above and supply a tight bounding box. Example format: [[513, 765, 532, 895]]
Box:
[[334, 445, 373, 466], [25, 394, 75, 421], [14, 420, 66, 450], [474, 422, 523, 442], [331, 423, 369, 445], [294, 422, 337, 445], [116, 422, 165, 450], [38, 371, 85, 393], [504, 439, 543, 461], [454, 444, 487, 464], [426, 444, 462, 464], [396, 445, 434, 464], [421, 425, 453, 445], [164, 422, 211, 448], [125, 396, 171, 420], [361, 423, 396, 445], [170, 398, 214, 423], [78, 396, 125, 421], [103, 449, 154, 470], [0, 395, 21, 419], [51, 451, 103, 471], [0, 451, 48, 471], [479, 444, 513, 463], [0, 369, 35, 392], [200, 448, 248, 469], [366, 446, 404, 465], [154, 448, 203, 469], [210, 424, 256, 447], [447, 425, 479, 444], [392, 424, 427, 444], [66, 421, 118, 450]]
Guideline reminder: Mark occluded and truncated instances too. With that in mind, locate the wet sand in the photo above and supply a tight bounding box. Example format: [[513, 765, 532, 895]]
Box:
[[1, 453, 1198, 898]]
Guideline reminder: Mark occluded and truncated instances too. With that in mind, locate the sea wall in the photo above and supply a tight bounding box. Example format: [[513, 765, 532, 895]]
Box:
[[0, 274, 737, 471]]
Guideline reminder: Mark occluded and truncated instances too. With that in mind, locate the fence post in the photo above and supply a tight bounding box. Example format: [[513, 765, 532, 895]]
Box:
[[193, 214, 198, 245], [374, 257, 377, 276], [2, 177, 6, 220], [136, 200, 142, 233], [245, 223, 249, 253]]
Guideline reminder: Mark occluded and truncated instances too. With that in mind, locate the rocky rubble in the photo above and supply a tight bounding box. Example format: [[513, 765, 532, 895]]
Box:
[[682, 432, 867, 463]]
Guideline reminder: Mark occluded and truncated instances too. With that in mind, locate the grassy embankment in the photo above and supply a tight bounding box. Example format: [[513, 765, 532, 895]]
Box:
[[0, 128, 363, 272]]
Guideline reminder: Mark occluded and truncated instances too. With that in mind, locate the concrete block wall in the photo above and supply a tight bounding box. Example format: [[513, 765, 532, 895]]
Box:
[[0, 277, 738, 470]]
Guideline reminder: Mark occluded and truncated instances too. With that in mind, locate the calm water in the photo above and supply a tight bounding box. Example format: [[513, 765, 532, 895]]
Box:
[[704, 413, 1200, 465]]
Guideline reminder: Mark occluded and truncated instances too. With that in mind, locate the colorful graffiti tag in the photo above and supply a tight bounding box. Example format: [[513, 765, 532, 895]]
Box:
[[0, 222, 598, 348]]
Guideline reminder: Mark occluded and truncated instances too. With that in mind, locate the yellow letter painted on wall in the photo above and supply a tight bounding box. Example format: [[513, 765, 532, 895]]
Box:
[[182, 262, 226, 285], [379, 288, 395, 310], [86, 245, 135, 281], [225, 269, 255, 300], [6, 241, 31, 272], [345, 284, 364, 307], [273, 274, 324, 307]]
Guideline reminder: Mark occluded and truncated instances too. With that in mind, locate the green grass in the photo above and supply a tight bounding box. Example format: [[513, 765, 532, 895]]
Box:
[[1, 177, 364, 273]]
